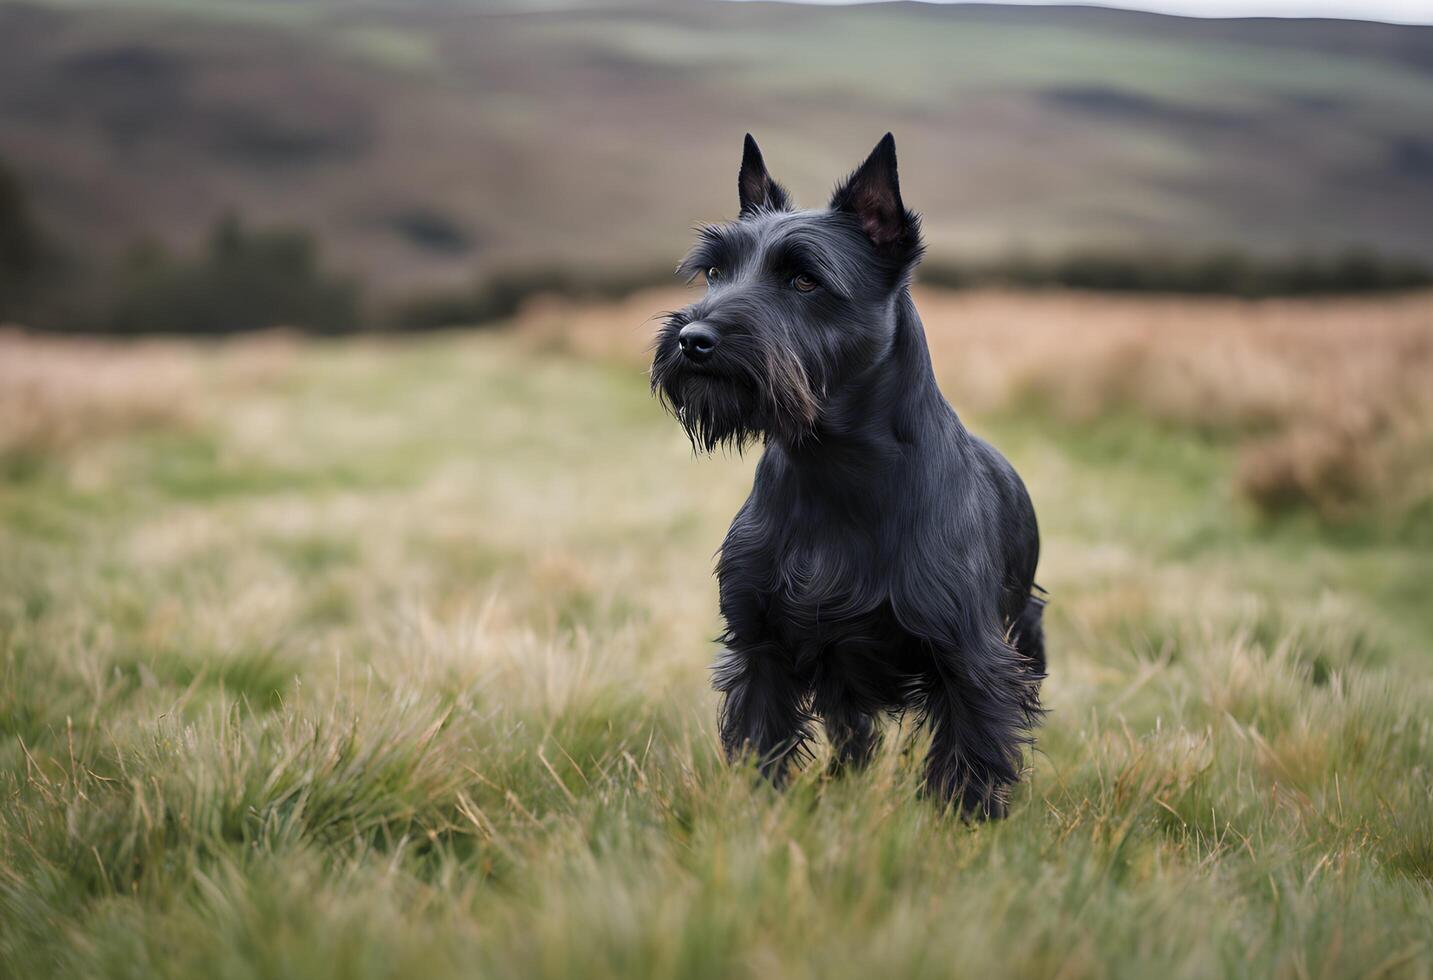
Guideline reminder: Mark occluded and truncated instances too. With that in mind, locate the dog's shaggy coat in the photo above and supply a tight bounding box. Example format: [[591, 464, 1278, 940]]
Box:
[[651, 134, 1045, 817]]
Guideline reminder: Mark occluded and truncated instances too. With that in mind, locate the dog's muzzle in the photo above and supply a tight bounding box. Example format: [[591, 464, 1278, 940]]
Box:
[[677, 322, 720, 364]]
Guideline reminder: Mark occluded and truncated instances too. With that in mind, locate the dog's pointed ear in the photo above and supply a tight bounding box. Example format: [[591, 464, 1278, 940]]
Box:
[[830, 133, 919, 253], [738, 134, 792, 216]]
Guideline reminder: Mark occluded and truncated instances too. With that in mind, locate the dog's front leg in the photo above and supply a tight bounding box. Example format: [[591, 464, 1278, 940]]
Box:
[[712, 642, 811, 785], [921, 630, 1042, 819], [811, 664, 881, 773]]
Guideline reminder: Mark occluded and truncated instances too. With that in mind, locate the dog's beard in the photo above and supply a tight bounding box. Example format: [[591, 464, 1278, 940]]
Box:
[[650, 327, 821, 454], [662, 373, 764, 453]]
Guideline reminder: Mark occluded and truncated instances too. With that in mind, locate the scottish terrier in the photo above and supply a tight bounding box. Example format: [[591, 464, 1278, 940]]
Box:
[[651, 134, 1045, 818]]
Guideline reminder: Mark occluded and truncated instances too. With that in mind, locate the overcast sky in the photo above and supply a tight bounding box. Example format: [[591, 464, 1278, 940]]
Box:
[[773, 0, 1433, 25]]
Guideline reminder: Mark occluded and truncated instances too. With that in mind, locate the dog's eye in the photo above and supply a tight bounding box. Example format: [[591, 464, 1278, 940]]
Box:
[[791, 273, 818, 293], [706, 266, 721, 283]]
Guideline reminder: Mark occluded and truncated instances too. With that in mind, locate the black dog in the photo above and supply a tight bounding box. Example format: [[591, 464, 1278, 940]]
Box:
[[651, 134, 1044, 818]]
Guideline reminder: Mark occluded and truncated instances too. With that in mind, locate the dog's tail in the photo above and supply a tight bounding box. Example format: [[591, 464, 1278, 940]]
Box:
[[1014, 589, 1047, 678]]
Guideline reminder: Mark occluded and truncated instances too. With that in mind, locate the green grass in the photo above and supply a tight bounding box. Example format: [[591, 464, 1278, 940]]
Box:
[[2, 329, 1431, 978]]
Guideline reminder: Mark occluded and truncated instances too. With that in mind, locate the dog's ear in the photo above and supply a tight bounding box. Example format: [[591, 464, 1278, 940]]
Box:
[[830, 133, 920, 254], [738, 134, 792, 216]]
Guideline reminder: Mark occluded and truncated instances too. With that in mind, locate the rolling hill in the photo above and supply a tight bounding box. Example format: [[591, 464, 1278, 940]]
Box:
[[1, 0, 1431, 300]]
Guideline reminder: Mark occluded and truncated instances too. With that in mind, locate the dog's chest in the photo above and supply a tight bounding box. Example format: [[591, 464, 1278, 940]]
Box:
[[765, 583, 895, 654], [720, 512, 907, 652]]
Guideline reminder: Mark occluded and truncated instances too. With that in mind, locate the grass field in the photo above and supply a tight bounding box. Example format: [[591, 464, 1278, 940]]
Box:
[[3, 290, 1433, 978]]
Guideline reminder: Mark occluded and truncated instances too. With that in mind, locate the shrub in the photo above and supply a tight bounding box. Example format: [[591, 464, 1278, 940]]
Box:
[[108, 215, 360, 334], [0, 160, 44, 322]]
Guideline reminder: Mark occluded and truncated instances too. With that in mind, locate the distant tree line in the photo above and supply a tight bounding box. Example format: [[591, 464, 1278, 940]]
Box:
[[3, 159, 1432, 334], [385, 266, 675, 331], [919, 249, 1433, 297], [1, 159, 359, 335], [107, 216, 359, 334]]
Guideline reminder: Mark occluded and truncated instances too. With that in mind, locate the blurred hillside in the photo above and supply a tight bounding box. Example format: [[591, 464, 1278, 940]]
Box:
[[1, 0, 1432, 311]]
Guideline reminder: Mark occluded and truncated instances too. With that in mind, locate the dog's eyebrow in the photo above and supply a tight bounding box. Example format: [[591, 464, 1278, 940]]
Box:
[[676, 225, 733, 280], [769, 234, 854, 300]]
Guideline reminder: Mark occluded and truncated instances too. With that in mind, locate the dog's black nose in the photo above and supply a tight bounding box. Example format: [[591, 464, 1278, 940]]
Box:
[[678, 323, 720, 362]]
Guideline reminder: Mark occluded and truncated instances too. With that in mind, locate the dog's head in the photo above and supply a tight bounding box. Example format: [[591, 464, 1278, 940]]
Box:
[[651, 133, 924, 452]]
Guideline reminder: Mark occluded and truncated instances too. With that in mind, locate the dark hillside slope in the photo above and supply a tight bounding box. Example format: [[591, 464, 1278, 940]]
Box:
[[1, 0, 1430, 297]]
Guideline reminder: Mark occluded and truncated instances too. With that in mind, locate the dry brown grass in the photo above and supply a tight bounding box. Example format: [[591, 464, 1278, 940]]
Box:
[[516, 287, 1433, 525], [921, 289, 1433, 524], [0, 330, 201, 461], [0, 328, 300, 462]]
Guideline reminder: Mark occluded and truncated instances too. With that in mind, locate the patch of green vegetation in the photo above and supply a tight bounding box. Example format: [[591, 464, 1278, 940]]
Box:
[[268, 533, 360, 574], [136, 431, 408, 502], [299, 581, 356, 629], [109, 644, 296, 712], [0, 449, 48, 486], [980, 406, 1243, 553], [0, 477, 125, 547], [337, 26, 438, 73]]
